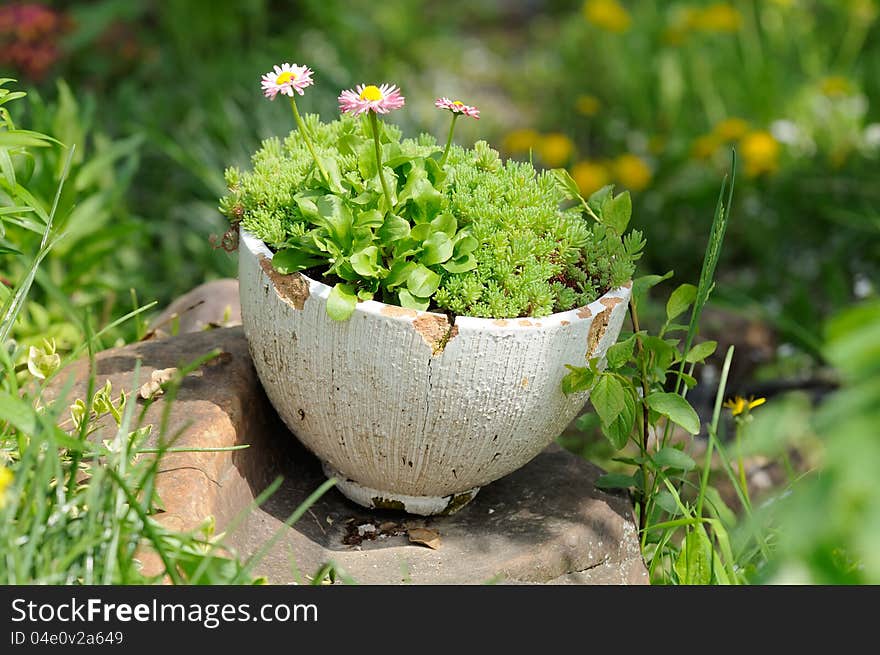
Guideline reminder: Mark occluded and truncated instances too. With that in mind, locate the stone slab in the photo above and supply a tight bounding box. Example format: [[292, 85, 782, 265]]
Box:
[[46, 326, 648, 585]]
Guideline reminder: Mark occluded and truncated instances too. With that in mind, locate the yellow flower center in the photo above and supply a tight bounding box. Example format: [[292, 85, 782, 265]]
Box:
[[360, 85, 383, 101], [276, 71, 298, 85], [453, 101, 464, 106]]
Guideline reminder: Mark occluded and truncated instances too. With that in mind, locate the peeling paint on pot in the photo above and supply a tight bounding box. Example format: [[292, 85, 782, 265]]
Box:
[[239, 230, 631, 515]]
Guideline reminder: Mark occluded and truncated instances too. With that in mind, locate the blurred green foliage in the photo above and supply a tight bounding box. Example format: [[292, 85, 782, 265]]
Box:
[[740, 299, 880, 583]]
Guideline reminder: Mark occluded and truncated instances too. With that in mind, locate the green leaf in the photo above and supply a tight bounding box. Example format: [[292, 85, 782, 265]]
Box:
[[316, 195, 353, 251], [326, 283, 358, 321], [561, 365, 595, 395], [645, 392, 701, 435], [430, 212, 457, 237], [317, 155, 344, 193], [590, 374, 625, 427], [398, 167, 442, 221], [272, 249, 322, 274], [602, 387, 637, 450], [385, 260, 416, 289], [666, 283, 697, 321], [632, 270, 673, 303], [0, 130, 54, 148], [410, 222, 433, 242], [655, 491, 682, 516], [354, 208, 385, 228], [407, 264, 440, 298], [377, 213, 410, 242], [595, 472, 636, 491], [602, 190, 632, 235], [587, 184, 614, 217], [0, 90, 26, 106], [675, 371, 698, 389], [441, 254, 477, 273], [653, 446, 697, 471], [641, 335, 678, 374], [606, 335, 636, 369], [0, 393, 39, 435], [685, 340, 718, 363], [294, 190, 323, 221], [453, 235, 478, 256], [703, 486, 737, 527], [551, 168, 585, 203], [350, 246, 380, 277], [397, 288, 430, 311], [674, 527, 713, 585], [420, 231, 454, 266]]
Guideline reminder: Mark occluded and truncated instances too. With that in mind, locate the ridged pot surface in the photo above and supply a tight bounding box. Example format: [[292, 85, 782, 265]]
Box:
[[239, 230, 631, 498]]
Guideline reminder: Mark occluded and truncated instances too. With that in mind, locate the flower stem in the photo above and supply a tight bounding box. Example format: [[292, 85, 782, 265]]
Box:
[[290, 98, 331, 186], [369, 111, 393, 211], [440, 113, 459, 167]]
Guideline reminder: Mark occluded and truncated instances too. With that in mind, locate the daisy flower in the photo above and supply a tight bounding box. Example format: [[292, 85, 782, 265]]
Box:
[[436, 96, 481, 166], [723, 395, 766, 416], [338, 84, 405, 115], [260, 62, 328, 185], [434, 97, 480, 119], [261, 63, 314, 99]]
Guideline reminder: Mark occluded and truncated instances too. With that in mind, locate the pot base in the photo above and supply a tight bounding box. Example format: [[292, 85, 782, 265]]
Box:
[[322, 463, 480, 516]]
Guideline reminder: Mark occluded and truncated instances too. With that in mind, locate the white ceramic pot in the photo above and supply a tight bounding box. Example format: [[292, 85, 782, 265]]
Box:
[[239, 229, 631, 515]]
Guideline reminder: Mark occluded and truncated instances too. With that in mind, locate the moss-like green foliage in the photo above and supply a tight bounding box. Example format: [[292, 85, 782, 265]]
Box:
[[220, 115, 643, 319]]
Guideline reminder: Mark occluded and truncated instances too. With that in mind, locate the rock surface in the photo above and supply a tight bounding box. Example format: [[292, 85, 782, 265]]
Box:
[[46, 326, 648, 585], [146, 279, 242, 339]]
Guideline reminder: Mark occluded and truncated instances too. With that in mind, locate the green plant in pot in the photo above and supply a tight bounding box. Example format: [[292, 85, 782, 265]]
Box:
[[220, 62, 644, 515]]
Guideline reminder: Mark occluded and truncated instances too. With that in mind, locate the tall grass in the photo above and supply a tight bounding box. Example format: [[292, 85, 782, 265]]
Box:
[[0, 82, 336, 585]]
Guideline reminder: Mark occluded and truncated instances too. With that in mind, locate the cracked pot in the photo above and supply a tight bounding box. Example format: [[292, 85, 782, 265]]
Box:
[[239, 229, 632, 515]]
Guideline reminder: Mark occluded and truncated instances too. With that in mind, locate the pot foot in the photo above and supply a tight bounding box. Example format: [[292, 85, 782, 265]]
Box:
[[321, 463, 480, 516]]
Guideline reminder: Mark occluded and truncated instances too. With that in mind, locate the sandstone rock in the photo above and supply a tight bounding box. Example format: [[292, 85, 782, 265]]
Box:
[[146, 279, 241, 338], [46, 326, 648, 585]]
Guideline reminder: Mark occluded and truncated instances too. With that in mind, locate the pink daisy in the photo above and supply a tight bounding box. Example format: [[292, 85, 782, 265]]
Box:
[[338, 84, 406, 115], [434, 97, 480, 119], [261, 63, 314, 99]]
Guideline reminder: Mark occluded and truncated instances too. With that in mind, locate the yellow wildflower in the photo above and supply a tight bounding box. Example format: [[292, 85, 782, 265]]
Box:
[[740, 130, 781, 177], [713, 117, 751, 142], [820, 76, 854, 97], [691, 134, 720, 160], [691, 3, 743, 32], [537, 133, 576, 167], [0, 466, 12, 508], [583, 0, 632, 33], [851, 0, 878, 22], [503, 128, 541, 154], [612, 153, 652, 191], [571, 160, 610, 196], [723, 396, 766, 416], [576, 94, 602, 117]]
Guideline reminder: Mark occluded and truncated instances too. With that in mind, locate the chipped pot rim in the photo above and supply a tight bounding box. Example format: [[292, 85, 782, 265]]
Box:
[[241, 229, 631, 330]]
